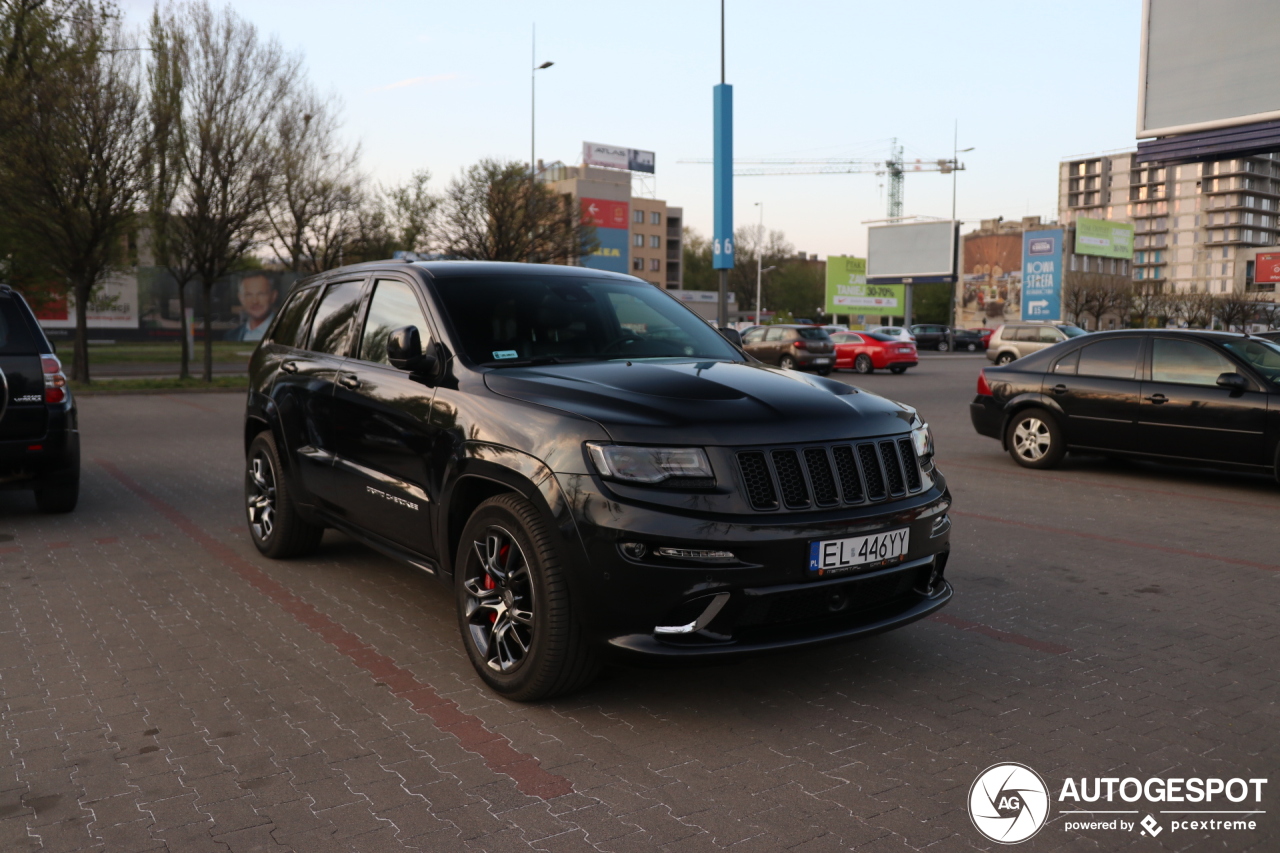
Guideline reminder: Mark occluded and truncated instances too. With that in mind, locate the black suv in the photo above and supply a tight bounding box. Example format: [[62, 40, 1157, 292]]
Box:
[[244, 262, 953, 700], [0, 285, 78, 512]]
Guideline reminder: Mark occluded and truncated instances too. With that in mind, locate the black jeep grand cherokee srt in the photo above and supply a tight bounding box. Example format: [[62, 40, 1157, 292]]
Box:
[[0, 285, 78, 512], [244, 262, 953, 700]]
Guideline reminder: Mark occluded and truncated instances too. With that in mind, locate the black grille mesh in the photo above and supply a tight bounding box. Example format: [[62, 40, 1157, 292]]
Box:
[[738, 451, 777, 509], [771, 450, 810, 508], [879, 441, 905, 495], [804, 448, 839, 506], [898, 438, 922, 491], [858, 443, 886, 500], [737, 438, 922, 512]]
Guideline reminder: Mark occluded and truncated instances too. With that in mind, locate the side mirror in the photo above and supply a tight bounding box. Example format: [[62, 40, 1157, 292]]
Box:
[[718, 327, 742, 346], [1216, 372, 1248, 391], [387, 325, 437, 373]]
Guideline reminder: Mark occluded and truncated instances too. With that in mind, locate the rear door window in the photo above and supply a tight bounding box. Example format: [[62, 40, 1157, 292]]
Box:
[[1077, 337, 1142, 379], [307, 279, 365, 356], [268, 286, 320, 349], [1013, 326, 1038, 342]]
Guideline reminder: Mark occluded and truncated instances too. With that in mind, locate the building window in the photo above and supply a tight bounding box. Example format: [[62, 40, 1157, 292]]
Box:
[[650, 212, 661, 225], [649, 258, 660, 271], [633, 233, 644, 247], [632, 257, 643, 271], [633, 210, 644, 223], [649, 235, 660, 248]]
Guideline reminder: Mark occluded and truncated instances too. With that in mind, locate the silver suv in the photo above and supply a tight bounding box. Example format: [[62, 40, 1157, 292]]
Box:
[[986, 322, 1088, 364]]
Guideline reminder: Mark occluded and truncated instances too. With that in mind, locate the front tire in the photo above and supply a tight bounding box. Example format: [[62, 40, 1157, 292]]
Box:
[[246, 431, 324, 558], [456, 493, 599, 701], [854, 354, 874, 374], [966, 342, 979, 352], [779, 355, 797, 370], [1006, 408, 1066, 469], [937, 340, 951, 352]]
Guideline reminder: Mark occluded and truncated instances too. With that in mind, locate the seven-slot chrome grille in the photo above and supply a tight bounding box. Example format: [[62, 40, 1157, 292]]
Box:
[[736, 437, 924, 511]]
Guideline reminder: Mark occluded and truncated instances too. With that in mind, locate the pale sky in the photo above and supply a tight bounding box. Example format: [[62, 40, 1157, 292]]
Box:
[[119, 0, 1144, 258]]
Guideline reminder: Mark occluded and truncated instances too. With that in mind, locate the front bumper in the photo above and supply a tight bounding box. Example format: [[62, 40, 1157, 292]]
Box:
[[562, 475, 953, 661]]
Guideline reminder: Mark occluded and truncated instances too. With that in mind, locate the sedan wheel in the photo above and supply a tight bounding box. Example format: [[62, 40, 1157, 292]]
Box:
[[1006, 408, 1066, 469], [997, 352, 1016, 365], [854, 354, 873, 374]]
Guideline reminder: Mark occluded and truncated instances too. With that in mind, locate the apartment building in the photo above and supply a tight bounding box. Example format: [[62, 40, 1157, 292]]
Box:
[[1059, 151, 1280, 298], [627, 200, 683, 290]]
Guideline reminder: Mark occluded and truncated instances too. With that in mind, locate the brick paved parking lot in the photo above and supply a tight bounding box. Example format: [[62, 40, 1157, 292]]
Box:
[[0, 357, 1275, 852]]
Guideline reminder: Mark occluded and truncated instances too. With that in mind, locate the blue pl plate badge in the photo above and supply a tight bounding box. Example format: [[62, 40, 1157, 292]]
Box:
[[808, 541, 821, 572], [492, 350, 518, 360]]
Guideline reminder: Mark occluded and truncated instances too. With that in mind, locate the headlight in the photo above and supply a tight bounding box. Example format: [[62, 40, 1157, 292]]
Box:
[[587, 443, 713, 484], [910, 424, 934, 458]]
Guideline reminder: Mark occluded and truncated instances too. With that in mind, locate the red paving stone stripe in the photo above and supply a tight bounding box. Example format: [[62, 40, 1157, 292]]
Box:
[[951, 509, 1280, 573], [0, 545, 20, 555], [945, 459, 1280, 510], [96, 457, 574, 801], [928, 613, 1073, 656]]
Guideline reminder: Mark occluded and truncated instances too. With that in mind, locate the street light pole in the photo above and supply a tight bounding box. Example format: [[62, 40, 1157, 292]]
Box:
[[948, 121, 975, 331], [530, 25, 553, 177], [755, 202, 763, 326]]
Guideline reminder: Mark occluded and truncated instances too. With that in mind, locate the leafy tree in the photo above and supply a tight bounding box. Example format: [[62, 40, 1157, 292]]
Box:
[[681, 227, 715, 292]]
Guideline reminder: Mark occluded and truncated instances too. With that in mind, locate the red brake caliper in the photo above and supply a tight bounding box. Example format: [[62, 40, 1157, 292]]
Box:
[[485, 545, 508, 623]]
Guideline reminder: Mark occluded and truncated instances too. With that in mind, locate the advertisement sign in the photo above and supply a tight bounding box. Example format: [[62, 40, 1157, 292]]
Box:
[[1022, 229, 1063, 322], [1075, 218, 1135, 259], [712, 84, 734, 270], [1255, 252, 1280, 284], [580, 197, 629, 230], [582, 142, 655, 174], [866, 221, 957, 280], [583, 227, 629, 274], [825, 256, 903, 314], [36, 271, 139, 329]]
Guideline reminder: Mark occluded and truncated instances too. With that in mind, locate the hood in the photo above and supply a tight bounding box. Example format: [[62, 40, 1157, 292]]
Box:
[[484, 359, 916, 445]]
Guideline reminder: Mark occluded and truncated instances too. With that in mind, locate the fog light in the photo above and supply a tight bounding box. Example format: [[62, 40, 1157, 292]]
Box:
[[654, 547, 737, 564], [620, 542, 647, 560], [930, 514, 951, 537]]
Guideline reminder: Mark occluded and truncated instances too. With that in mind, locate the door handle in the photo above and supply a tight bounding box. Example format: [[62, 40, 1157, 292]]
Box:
[[281, 360, 298, 374], [1147, 393, 1167, 404], [1051, 384, 1067, 394], [338, 373, 360, 390]]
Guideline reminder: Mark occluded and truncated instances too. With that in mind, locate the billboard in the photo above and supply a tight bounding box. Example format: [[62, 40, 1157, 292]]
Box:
[[866, 221, 957, 281], [1021, 229, 1063, 322], [712, 84, 734, 270], [35, 271, 138, 329], [1255, 252, 1280, 285], [583, 142, 656, 174], [581, 197, 629, 230], [825, 256, 903, 315], [959, 232, 1022, 328], [1075, 218, 1135, 259], [1138, 0, 1280, 138], [583, 227, 629, 274]]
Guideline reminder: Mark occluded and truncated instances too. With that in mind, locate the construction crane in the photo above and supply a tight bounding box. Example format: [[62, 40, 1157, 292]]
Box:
[[678, 139, 964, 220]]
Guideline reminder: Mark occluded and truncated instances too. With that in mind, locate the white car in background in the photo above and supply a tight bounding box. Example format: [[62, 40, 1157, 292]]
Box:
[[866, 326, 916, 343]]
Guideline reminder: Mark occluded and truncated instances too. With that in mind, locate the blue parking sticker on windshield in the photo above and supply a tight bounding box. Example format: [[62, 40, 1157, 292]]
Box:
[[492, 350, 518, 360]]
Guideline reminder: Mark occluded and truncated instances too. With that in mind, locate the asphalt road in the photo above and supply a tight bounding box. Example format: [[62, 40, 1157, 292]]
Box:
[[0, 357, 1275, 852]]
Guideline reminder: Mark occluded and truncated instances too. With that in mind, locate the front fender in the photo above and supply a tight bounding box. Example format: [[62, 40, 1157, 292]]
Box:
[[999, 392, 1065, 450]]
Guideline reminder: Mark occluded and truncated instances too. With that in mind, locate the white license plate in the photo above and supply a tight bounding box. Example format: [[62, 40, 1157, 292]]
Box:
[[812, 357, 830, 365], [898, 346, 913, 353], [808, 528, 910, 576]]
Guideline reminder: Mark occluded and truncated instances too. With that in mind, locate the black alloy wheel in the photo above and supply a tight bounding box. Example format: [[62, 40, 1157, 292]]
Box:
[[779, 354, 797, 370], [456, 493, 598, 700], [245, 432, 324, 558], [854, 354, 874, 374]]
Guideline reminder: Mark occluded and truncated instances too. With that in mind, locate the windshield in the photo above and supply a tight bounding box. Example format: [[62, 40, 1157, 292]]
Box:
[[431, 275, 743, 366], [1224, 338, 1280, 386], [1059, 325, 1088, 338], [865, 332, 899, 342]]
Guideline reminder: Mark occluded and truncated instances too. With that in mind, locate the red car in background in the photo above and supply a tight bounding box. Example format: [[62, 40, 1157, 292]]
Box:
[[830, 330, 918, 374], [969, 328, 995, 349]]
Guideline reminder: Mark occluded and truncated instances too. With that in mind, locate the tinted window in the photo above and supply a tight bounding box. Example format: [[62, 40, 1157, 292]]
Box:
[[359, 279, 431, 365], [1038, 327, 1063, 344], [1151, 339, 1236, 386], [797, 328, 830, 340], [431, 275, 740, 364], [0, 295, 38, 354], [308, 280, 364, 355], [764, 327, 787, 341], [268, 286, 320, 348], [1053, 349, 1079, 374], [1077, 337, 1141, 379]]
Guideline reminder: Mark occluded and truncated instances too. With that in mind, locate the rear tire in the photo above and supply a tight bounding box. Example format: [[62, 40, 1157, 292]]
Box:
[[779, 355, 797, 370], [854, 354, 873, 374], [246, 431, 324, 558], [966, 342, 979, 352], [1006, 408, 1066, 469], [456, 493, 599, 701], [996, 352, 1016, 365], [34, 481, 78, 514], [816, 366, 832, 376]]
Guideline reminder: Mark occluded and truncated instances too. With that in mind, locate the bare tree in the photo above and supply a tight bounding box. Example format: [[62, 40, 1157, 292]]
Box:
[[438, 159, 595, 263], [1181, 291, 1216, 328], [1130, 281, 1166, 329], [1062, 277, 1100, 328], [0, 1, 149, 382], [1215, 292, 1254, 332], [156, 0, 299, 381]]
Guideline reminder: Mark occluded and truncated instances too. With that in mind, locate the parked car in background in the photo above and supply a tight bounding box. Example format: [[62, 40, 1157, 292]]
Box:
[[740, 324, 836, 374], [830, 331, 918, 374], [866, 326, 916, 343], [972, 329, 1280, 476], [0, 285, 78, 512], [909, 324, 985, 352], [970, 328, 995, 349], [1254, 330, 1280, 344], [985, 322, 1088, 364]]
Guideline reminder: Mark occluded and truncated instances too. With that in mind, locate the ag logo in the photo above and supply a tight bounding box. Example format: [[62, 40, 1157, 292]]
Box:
[[968, 763, 1050, 844]]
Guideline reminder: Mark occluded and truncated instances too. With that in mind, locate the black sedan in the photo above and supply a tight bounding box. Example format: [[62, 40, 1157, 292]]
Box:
[[970, 329, 1280, 476], [910, 324, 985, 352]]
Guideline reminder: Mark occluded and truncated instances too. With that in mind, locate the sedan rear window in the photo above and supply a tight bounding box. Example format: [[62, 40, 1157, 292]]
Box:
[[864, 332, 898, 342], [796, 328, 830, 340]]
